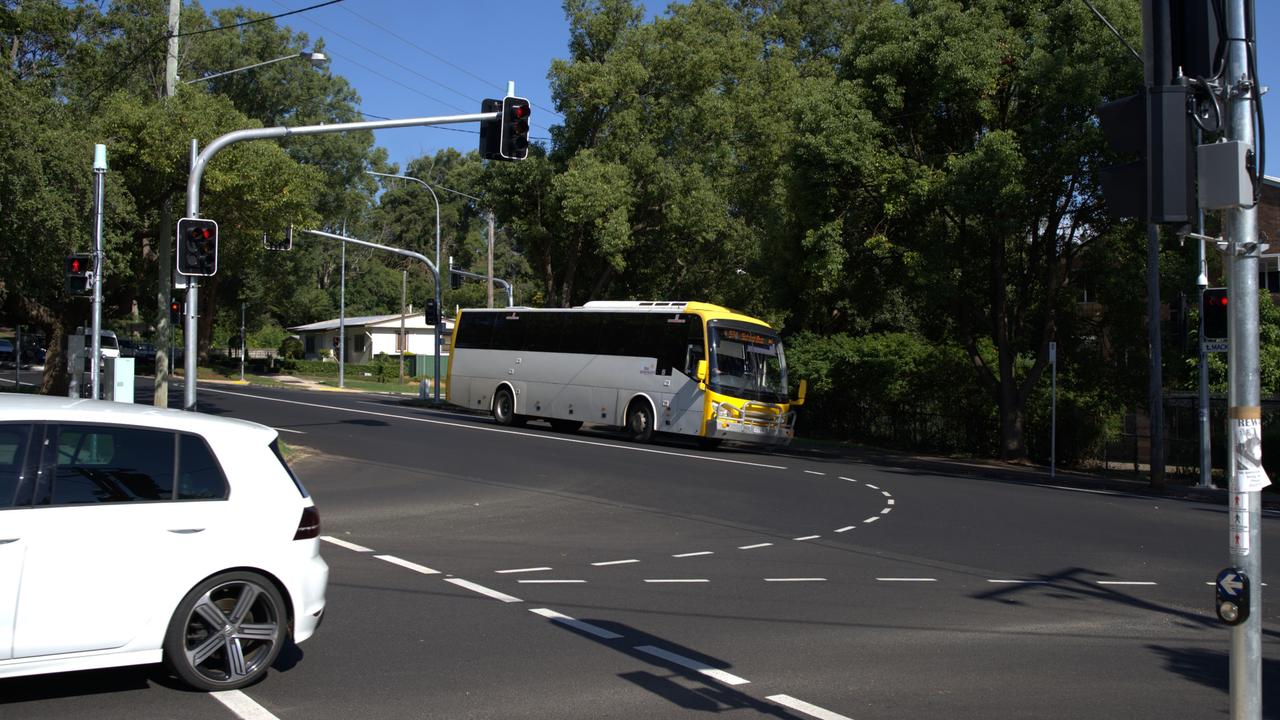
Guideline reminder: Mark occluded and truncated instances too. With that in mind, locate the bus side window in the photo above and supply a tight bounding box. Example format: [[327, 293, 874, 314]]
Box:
[[683, 315, 704, 377], [491, 313, 525, 351], [456, 312, 496, 349]]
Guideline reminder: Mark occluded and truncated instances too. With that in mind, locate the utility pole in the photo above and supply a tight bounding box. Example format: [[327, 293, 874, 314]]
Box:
[[89, 144, 106, 400], [487, 212, 495, 309], [399, 269, 406, 383], [239, 302, 246, 382], [155, 0, 180, 408]]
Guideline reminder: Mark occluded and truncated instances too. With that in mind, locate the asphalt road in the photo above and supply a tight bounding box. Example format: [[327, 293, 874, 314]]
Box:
[[3, 380, 1278, 719]]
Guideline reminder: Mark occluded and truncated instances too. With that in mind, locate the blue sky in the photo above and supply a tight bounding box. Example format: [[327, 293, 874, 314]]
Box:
[[203, 0, 1278, 177]]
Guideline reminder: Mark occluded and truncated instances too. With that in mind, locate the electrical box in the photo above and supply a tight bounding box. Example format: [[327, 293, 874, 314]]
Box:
[[104, 356, 135, 404], [1197, 141, 1252, 210]]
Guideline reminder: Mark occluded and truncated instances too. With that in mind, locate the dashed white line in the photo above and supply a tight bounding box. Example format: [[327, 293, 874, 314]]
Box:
[[880, 507, 892, 514], [863, 516, 881, 524], [518, 579, 587, 584], [877, 577, 936, 582], [210, 690, 280, 720], [764, 578, 827, 582], [880, 490, 892, 497], [496, 567, 553, 574], [273, 427, 306, 434], [887, 498, 895, 505], [793, 535, 821, 541], [644, 579, 710, 583], [834, 526, 856, 533], [804, 470, 827, 476], [445, 577, 523, 603], [530, 608, 622, 639], [592, 559, 640, 566], [738, 543, 774, 550], [635, 645, 750, 686], [987, 579, 1049, 584], [865, 484, 880, 490], [767, 694, 855, 720], [1097, 581, 1157, 586], [373, 554, 439, 575], [839, 476, 858, 482], [320, 536, 373, 552], [673, 551, 714, 558]]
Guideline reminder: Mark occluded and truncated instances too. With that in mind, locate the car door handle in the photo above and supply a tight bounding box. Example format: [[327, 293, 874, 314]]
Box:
[[167, 528, 205, 534]]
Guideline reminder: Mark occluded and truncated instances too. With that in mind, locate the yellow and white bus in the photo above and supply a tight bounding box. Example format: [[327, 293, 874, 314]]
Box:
[[445, 301, 805, 447]]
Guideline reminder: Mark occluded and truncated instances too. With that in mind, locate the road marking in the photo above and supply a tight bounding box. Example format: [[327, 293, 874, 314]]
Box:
[[496, 567, 553, 574], [877, 577, 936, 582], [738, 543, 773, 550], [880, 507, 892, 514], [644, 579, 709, 583], [764, 578, 827, 582], [987, 579, 1049, 584], [210, 690, 281, 720], [320, 536, 373, 552], [1097, 581, 1157, 586], [530, 608, 622, 639], [839, 476, 858, 482], [273, 427, 306, 434], [592, 559, 640, 566], [635, 645, 750, 686], [865, 484, 879, 490], [887, 498, 895, 505], [374, 554, 440, 575], [881, 490, 892, 497], [518, 579, 587, 584], [793, 535, 821, 541], [766, 694, 854, 720], [804, 470, 826, 476], [673, 551, 714, 558], [863, 516, 881, 524], [834, 526, 856, 533], [202, 387, 789, 470], [445, 577, 523, 603]]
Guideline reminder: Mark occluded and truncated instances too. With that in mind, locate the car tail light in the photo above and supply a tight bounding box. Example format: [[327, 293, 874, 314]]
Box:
[[294, 505, 321, 540]]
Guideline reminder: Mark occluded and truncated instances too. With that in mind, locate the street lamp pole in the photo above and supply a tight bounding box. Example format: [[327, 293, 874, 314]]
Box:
[[182, 51, 328, 84]]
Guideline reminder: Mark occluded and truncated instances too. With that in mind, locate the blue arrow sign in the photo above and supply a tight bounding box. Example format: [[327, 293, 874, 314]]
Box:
[[1217, 569, 1245, 598]]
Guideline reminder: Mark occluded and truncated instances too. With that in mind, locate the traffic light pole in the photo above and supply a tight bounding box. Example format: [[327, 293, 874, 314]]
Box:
[[1224, 2, 1264, 718], [90, 144, 107, 400], [182, 111, 498, 410]]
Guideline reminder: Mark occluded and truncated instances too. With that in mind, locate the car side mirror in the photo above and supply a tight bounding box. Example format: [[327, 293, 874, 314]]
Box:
[[792, 378, 807, 406]]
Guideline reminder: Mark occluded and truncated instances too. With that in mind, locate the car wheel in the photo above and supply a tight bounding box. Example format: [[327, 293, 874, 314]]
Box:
[[163, 571, 287, 691], [626, 400, 655, 443], [492, 387, 525, 426]]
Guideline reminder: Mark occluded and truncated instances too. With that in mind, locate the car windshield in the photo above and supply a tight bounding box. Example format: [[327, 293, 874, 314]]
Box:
[[706, 322, 788, 403]]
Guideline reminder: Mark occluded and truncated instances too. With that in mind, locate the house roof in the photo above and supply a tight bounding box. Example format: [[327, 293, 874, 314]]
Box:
[[289, 313, 452, 332]]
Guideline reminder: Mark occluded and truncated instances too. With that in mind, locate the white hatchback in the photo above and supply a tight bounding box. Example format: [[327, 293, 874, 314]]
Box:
[[0, 395, 328, 690]]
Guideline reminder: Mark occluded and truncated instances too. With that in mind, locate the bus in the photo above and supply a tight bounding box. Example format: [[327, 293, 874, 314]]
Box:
[[445, 301, 805, 447]]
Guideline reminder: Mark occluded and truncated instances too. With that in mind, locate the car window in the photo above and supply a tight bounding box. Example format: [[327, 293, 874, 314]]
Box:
[[177, 434, 228, 500], [0, 424, 34, 509], [45, 425, 175, 505]]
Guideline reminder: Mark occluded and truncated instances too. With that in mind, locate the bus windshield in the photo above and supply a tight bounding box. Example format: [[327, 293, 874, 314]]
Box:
[[707, 322, 788, 403]]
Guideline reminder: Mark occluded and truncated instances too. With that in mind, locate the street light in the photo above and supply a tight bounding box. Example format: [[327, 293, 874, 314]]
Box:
[[183, 51, 328, 84], [367, 171, 442, 403]]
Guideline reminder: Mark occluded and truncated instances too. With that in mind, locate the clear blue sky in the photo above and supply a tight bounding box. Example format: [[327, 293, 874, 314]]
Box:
[[203, 0, 1277, 177]]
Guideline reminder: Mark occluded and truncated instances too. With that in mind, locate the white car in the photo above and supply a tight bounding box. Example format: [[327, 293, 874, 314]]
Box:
[[0, 395, 328, 690]]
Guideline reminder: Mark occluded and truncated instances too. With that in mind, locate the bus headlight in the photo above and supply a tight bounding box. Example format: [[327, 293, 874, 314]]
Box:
[[715, 402, 742, 420]]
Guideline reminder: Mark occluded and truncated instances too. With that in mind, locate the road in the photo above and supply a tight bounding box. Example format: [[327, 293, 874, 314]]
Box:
[[3, 381, 1278, 719]]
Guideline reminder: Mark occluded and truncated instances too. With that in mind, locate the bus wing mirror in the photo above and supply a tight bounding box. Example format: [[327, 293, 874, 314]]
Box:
[[792, 378, 807, 406], [696, 360, 708, 384]]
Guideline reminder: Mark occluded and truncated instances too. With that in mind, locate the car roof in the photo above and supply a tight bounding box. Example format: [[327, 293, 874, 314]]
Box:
[[0, 395, 276, 443]]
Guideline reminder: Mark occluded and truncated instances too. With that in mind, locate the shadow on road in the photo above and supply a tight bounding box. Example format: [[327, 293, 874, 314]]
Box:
[[1147, 645, 1280, 718]]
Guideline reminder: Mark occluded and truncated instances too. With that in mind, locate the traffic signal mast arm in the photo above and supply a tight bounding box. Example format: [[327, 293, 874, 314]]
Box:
[[448, 258, 514, 307]]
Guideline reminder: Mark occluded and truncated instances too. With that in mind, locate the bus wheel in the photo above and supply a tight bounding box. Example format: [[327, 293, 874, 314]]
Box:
[[550, 419, 582, 433], [493, 387, 523, 426], [626, 400, 654, 442]]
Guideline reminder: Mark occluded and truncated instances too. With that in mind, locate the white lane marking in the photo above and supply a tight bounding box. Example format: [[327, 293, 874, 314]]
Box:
[[320, 536, 373, 552], [636, 645, 750, 686], [834, 526, 856, 533], [1097, 581, 1157, 586], [202, 387, 789, 470], [273, 426, 306, 434], [644, 579, 710, 583], [793, 535, 821, 541], [518, 579, 587, 584], [804, 470, 826, 476], [764, 578, 827, 582], [863, 516, 881, 524], [877, 578, 936, 582], [865, 484, 879, 490], [738, 543, 773, 550], [592, 559, 640, 566], [987, 579, 1050, 584], [374, 554, 440, 575], [766, 694, 855, 720], [530, 608, 622, 639], [881, 490, 892, 497], [839, 476, 858, 482], [210, 690, 281, 720], [879, 507, 892, 515], [673, 551, 714, 558], [496, 567, 553, 574], [445, 577, 523, 603], [887, 498, 895, 505]]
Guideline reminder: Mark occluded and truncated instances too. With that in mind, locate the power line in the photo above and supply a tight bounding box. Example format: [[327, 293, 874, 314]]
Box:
[[177, 0, 347, 39]]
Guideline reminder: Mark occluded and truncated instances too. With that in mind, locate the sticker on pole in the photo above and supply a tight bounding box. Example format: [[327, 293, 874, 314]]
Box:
[[1233, 417, 1270, 492]]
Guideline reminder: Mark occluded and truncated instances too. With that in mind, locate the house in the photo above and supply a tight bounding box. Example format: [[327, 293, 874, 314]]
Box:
[[1261, 175, 1279, 294], [289, 313, 453, 366]]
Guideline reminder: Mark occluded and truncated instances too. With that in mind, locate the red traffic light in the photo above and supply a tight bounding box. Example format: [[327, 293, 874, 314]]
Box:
[[70, 259, 81, 272]]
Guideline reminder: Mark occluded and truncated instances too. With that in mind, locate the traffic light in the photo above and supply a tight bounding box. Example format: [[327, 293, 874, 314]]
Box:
[[450, 270, 463, 290], [1203, 287, 1228, 342], [170, 298, 183, 324], [499, 96, 531, 161], [65, 253, 93, 296], [263, 225, 293, 251], [424, 298, 440, 326], [1096, 86, 1194, 225], [176, 217, 218, 276], [479, 98, 503, 160]]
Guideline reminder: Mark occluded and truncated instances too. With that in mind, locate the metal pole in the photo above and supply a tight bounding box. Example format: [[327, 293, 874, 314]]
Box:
[[240, 302, 246, 382], [182, 141, 198, 412], [90, 144, 106, 400], [1050, 341, 1057, 479], [399, 270, 406, 384], [1225, 1, 1262, 717], [1197, 199, 1212, 488], [13, 324, 20, 388], [487, 213, 495, 309], [339, 236, 346, 389], [1146, 222, 1165, 489]]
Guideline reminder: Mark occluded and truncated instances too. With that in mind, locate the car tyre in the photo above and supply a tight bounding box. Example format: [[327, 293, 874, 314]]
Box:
[[626, 400, 655, 443], [163, 571, 287, 691]]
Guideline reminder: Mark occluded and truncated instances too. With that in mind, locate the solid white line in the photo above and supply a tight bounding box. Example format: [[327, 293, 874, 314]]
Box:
[[793, 535, 821, 541], [273, 427, 306, 434], [804, 470, 826, 476], [738, 543, 773, 550], [834, 526, 856, 533], [201, 387, 790, 470], [987, 579, 1049, 584], [764, 578, 827, 582], [210, 690, 281, 720], [644, 579, 709, 583], [592, 559, 640, 566], [495, 567, 553, 574], [530, 608, 622, 639], [518, 579, 587, 584], [863, 516, 881, 524], [374, 554, 440, 575], [1097, 581, 1157, 586], [865, 484, 879, 490], [766, 694, 854, 720], [445, 577, 523, 603], [877, 578, 936, 582], [635, 645, 750, 686], [320, 536, 373, 552], [673, 551, 714, 558]]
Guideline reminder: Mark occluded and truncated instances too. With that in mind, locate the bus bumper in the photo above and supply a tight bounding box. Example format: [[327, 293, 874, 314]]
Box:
[[705, 412, 796, 446]]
